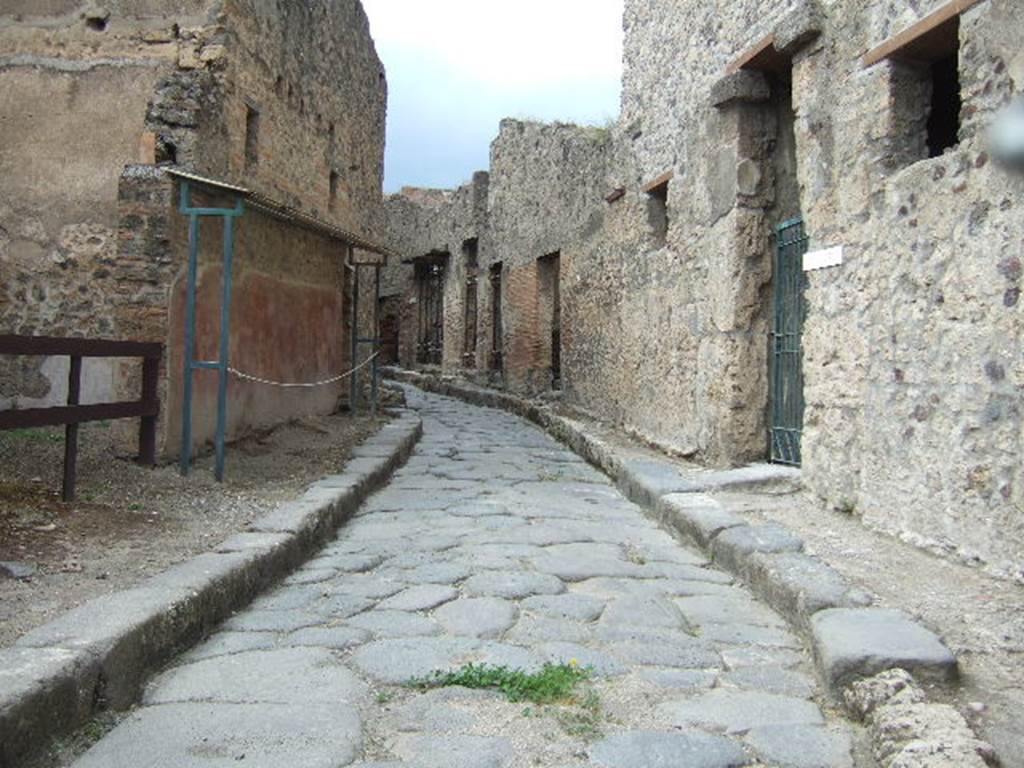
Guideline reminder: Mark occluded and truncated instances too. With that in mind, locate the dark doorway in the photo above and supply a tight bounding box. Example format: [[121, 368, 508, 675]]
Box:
[[489, 262, 503, 374], [463, 239, 479, 367], [415, 256, 446, 366], [378, 296, 400, 365], [539, 252, 561, 389]]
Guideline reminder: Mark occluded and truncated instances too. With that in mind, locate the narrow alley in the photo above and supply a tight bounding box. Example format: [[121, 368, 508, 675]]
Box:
[[69, 388, 856, 768]]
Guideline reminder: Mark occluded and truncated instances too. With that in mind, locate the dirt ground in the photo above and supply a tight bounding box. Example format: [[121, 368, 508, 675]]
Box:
[[719, 488, 1024, 768], [0, 412, 386, 647]]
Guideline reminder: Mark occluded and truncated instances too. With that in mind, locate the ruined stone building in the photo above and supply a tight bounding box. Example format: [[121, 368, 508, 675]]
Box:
[[0, 0, 389, 456], [383, 0, 1023, 578]]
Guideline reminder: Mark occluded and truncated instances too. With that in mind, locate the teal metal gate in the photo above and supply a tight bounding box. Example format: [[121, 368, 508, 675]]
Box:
[[770, 217, 809, 466]]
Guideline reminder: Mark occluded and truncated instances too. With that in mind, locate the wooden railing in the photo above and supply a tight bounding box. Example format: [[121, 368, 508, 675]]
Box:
[[0, 335, 163, 501]]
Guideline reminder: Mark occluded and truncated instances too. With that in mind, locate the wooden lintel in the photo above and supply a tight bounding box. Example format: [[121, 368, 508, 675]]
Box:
[[862, 0, 986, 68], [727, 34, 776, 75], [642, 171, 674, 194]]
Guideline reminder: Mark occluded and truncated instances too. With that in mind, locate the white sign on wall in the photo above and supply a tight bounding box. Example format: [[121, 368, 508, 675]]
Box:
[[803, 245, 844, 272]]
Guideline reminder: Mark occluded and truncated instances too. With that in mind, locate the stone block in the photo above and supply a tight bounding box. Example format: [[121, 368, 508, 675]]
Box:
[[658, 492, 747, 547], [0, 647, 100, 768], [773, 0, 825, 56], [71, 702, 363, 768], [590, 730, 748, 768], [617, 458, 702, 508], [745, 551, 873, 630], [711, 523, 805, 575], [711, 70, 770, 108], [810, 608, 958, 692]]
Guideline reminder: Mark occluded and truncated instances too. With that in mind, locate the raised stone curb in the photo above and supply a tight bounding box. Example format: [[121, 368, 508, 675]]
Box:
[[384, 370, 958, 703], [0, 410, 422, 768]]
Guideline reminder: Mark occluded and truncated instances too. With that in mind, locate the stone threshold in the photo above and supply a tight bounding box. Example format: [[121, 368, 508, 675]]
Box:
[[0, 410, 424, 768], [382, 370, 960, 697]]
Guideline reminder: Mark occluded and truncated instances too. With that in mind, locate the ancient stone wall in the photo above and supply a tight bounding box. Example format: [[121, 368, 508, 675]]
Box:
[[381, 0, 1022, 575], [0, 0, 388, 458], [613, 0, 1023, 574], [383, 174, 489, 373], [487, 121, 611, 394]]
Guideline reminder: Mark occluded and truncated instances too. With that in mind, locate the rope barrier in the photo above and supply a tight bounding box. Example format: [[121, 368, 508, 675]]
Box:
[[228, 351, 380, 389]]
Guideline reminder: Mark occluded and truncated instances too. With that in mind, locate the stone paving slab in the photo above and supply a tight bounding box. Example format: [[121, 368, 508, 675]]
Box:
[[0, 411, 422, 768], [387, 372, 960, 709], [65, 389, 868, 767], [71, 702, 363, 768]]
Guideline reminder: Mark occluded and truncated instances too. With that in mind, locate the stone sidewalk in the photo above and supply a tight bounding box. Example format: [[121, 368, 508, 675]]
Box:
[[71, 389, 861, 768]]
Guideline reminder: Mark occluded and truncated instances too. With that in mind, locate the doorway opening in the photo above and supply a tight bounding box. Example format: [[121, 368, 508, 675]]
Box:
[[414, 253, 447, 366], [538, 252, 561, 389], [463, 238, 479, 368], [489, 262, 503, 374]]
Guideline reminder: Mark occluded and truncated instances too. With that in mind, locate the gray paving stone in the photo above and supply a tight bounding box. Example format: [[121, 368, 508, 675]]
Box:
[[463, 571, 566, 599], [660, 690, 824, 734], [399, 562, 473, 584], [676, 595, 787, 627], [222, 610, 324, 633], [631, 543, 709, 566], [248, 586, 322, 612], [590, 730, 748, 768], [639, 562, 734, 583], [347, 610, 442, 638], [745, 725, 854, 768], [387, 686, 495, 734], [282, 625, 372, 650], [330, 576, 407, 599], [721, 646, 806, 670], [609, 639, 720, 669], [180, 632, 276, 663], [810, 607, 958, 689], [505, 615, 593, 644], [434, 598, 519, 638], [394, 734, 514, 768], [468, 642, 545, 673], [350, 637, 481, 683], [698, 623, 801, 648], [522, 594, 606, 622], [637, 668, 718, 690], [70, 702, 362, 768], [532, 554, 645, 581], [145, 648, 368, 706], [316, 593, 378, 619], [719, 666, 816, 697], [539, 642, 626, 676], [600, 595, 689, 630], [379, 585, 459, 612]]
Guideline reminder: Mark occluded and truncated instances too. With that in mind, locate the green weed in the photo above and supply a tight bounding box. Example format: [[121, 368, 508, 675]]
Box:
[[409, 662, 590, 704]]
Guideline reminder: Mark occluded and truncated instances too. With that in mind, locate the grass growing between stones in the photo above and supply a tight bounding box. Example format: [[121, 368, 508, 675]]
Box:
[[410, 662, 590, 704]]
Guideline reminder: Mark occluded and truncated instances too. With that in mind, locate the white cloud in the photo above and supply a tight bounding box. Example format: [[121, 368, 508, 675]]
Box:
[[360, 0, 624, 190], [363, 0, 623, 89]]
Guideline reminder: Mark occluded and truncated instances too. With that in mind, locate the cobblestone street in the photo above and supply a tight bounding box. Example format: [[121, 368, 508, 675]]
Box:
[[72, 389, 858, 767]]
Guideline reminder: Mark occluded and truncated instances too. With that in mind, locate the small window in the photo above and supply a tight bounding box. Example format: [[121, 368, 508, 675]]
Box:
[[462, 238, 479, 269], [643, 171, 672, 246], [244, 104, 260, 169], [863, 1, 971, 164], [329, 171, 339, 211], [927, 52, 961, 157]]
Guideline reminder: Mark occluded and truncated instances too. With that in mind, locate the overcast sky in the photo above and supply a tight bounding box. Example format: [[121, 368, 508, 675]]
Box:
[[361, 0, 624, 193]]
